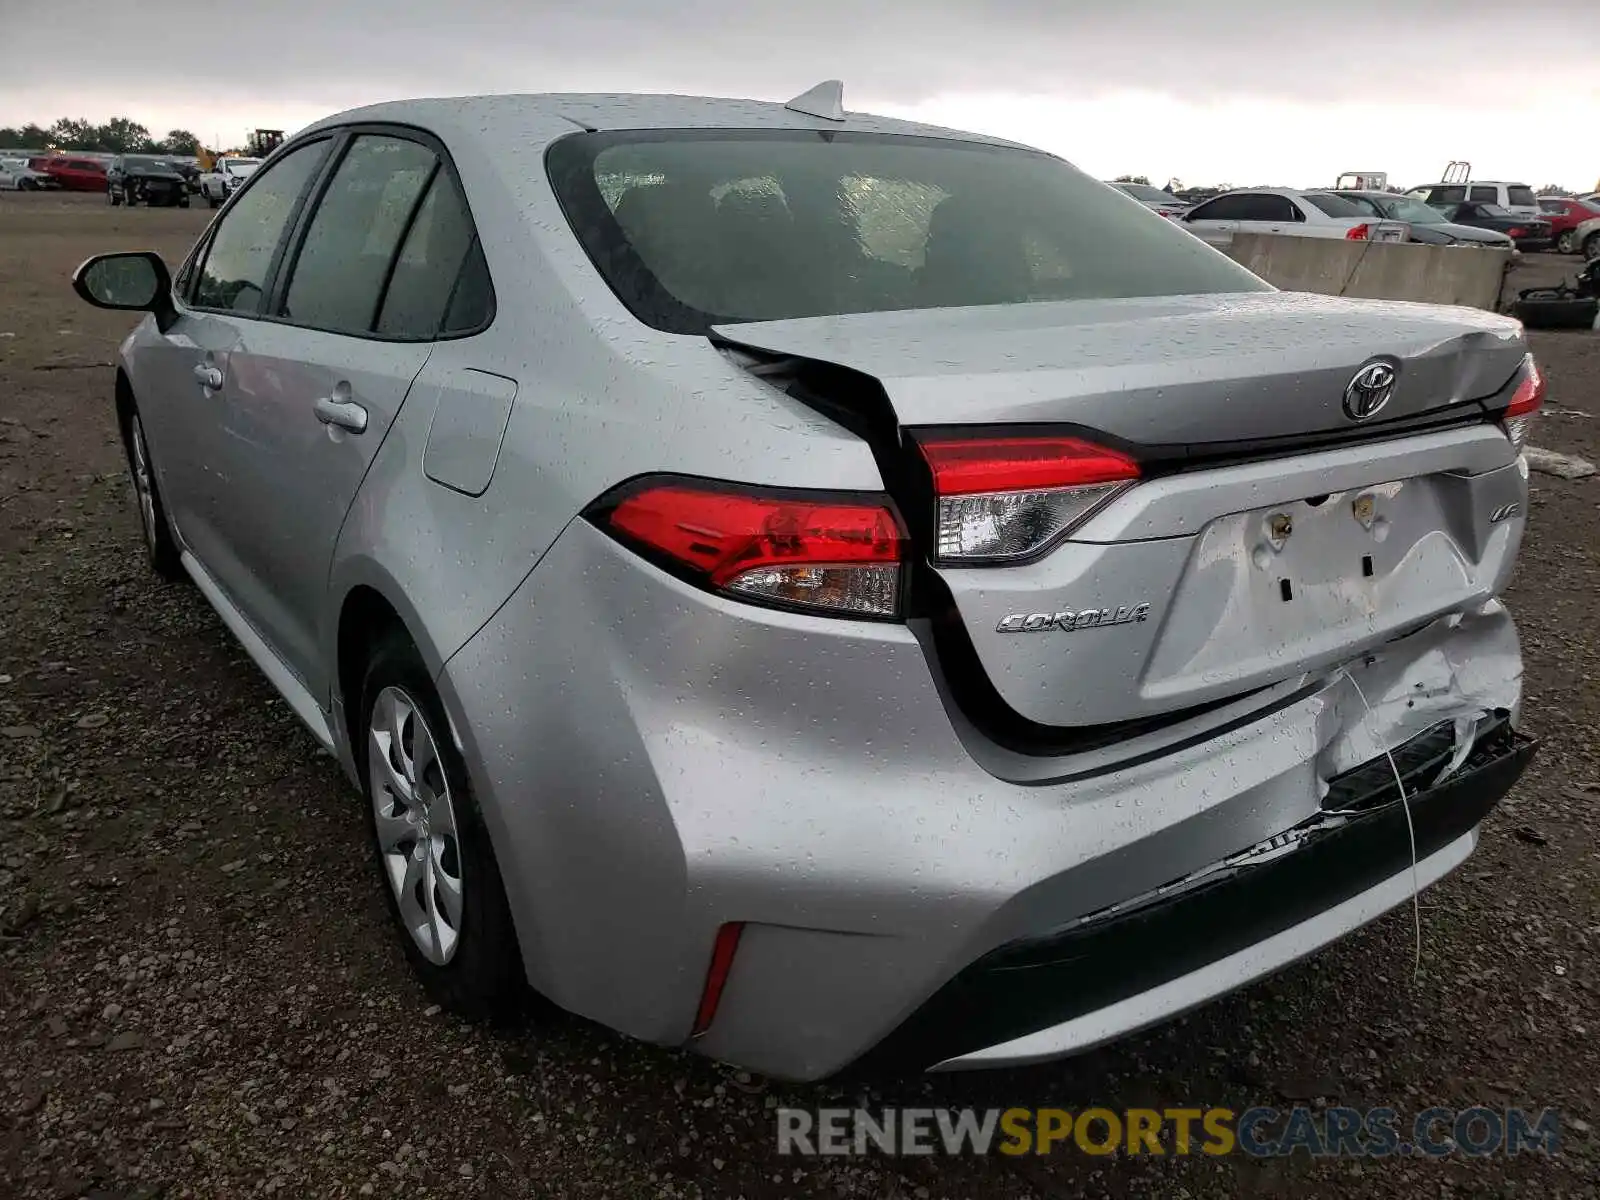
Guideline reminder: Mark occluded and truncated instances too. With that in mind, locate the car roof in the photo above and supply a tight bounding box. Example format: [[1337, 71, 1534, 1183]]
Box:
[[298, 92, 1041, 154]]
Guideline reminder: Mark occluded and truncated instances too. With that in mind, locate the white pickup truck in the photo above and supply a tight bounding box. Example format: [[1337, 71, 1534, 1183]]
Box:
[[198, 156, 262, 207]]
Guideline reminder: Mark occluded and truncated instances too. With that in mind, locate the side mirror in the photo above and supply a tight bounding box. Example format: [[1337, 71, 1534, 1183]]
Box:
[[72, 252, 175, 326]]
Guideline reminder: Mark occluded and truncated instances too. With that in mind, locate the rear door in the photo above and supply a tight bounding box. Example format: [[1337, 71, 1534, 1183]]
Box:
[[1233, 193, 1302, 237], [200, 128, 477, 697], [1179, 194, 1247, 245]]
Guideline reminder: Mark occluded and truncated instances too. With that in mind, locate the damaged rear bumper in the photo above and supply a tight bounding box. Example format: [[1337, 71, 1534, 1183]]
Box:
[[866, 716, 1536, 1073]]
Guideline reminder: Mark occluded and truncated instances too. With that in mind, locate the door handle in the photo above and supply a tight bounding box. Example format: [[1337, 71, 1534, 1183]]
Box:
[[193, 363, 223, 389], [314, 395, 368, 434]]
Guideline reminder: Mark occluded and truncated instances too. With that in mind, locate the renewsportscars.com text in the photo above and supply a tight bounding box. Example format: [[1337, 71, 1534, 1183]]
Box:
[[776, 1106, 1562, 1158]]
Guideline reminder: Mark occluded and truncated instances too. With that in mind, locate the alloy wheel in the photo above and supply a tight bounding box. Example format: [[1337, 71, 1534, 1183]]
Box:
[[367, 686, 465, 966], [128, 415, 158, 553]]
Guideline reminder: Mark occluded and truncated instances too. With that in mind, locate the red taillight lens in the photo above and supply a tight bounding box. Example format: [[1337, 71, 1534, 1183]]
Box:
[[1502, 354, 1544, 452], [918, 435, 1140, 563], [604, 482, 906, 618], [1346, 224, 1371, 241]]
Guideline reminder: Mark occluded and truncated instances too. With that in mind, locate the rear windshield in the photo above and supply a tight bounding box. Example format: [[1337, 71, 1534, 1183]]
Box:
[[1301, 192, 1366, 217], [546, 129, 1267, 334], [1506, 185, 1536, 207]]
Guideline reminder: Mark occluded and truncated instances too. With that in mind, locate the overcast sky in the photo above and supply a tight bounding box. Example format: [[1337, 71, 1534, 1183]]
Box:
[[6, 0, 1597, 188]]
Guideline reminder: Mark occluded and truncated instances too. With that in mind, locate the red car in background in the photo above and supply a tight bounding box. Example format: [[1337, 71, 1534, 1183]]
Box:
[[1538, 195, 1600, 254], [30, 156, 107, 193]]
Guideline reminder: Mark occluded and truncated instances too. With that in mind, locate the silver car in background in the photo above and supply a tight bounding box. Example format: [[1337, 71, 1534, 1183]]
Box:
[[72, 86, 1540, 1081]]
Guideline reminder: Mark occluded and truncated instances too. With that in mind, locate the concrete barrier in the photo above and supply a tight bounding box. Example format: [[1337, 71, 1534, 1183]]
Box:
[[1223, 234, 1513, 311]]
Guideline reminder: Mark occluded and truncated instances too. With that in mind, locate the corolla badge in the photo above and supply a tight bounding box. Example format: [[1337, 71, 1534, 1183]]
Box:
[[1343, 361, 1398, 422], [996, 604, 1151, 633]]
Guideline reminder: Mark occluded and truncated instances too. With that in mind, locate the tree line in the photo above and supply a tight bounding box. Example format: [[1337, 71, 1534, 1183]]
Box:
[[0, 118, 203, 156]]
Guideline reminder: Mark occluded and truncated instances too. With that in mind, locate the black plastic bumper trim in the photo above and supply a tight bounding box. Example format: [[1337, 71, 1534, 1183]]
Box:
[[857, 720, 1537, 1073]]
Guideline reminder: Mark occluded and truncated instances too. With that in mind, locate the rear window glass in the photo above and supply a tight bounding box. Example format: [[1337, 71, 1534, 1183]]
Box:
[[1507, 186, 1536, 207], [546, 130, 1267, 334], [1115, 183, 1175, 203], [1301, 192, 1365, 217]]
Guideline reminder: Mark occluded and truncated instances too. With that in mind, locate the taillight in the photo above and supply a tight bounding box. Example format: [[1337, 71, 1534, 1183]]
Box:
[[599, 480, 906, 619], [1507, 227, 1528, 239], [1502, 353, 1544, 452], [918, 435, 1140, 564], [1346, 224, 1371, 241]]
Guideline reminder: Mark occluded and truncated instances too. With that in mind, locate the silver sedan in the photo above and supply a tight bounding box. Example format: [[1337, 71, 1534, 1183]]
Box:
[[72, 86, 1539, 1080]]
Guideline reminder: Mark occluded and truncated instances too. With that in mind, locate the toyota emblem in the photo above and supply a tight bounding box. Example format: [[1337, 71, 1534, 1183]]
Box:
[[1343, 361, 1398, 422]]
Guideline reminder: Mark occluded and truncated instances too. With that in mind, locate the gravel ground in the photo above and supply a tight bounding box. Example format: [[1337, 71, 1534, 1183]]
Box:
[[1, 193, 1597, 1199]]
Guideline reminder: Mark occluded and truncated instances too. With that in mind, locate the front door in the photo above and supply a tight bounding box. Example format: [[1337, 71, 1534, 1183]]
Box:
[[160, 137, 335, 599]]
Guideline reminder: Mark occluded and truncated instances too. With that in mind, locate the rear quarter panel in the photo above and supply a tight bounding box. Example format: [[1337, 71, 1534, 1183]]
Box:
[[325, 111, 887, 692]]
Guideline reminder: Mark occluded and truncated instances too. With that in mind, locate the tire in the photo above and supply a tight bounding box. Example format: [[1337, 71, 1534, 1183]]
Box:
[[19, 177, 36, 192], [177, 195, 189, 209], [1556, 230, 1576, 255], [206, 193, 220, 209], [122, 407, 183, 580], [108, 188, 120, 206], [1586, 232, 1600, 261], [358, 631, 523, 1024]]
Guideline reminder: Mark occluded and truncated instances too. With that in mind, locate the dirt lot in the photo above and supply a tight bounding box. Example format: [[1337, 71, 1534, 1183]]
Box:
[[1, 192, 1597, 1199]]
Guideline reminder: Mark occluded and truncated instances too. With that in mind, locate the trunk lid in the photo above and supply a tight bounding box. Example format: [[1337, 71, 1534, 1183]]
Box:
[[715, 294, 1528, 730], [715, 292, 1524, 448]]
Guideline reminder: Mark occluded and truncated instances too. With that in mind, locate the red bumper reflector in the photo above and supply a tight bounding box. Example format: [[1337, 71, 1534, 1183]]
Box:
[[690, 922, 745, 1039]]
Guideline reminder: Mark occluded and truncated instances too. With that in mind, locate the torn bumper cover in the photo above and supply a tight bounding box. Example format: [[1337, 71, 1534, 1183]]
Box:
[[864, 714, 1536, 1073]]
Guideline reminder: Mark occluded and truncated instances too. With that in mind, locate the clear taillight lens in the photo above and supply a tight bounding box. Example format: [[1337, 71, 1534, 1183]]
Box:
[[1502, 354, 1544, 453], [600, 481, 906, 619], [918, 436, 1141, 564]]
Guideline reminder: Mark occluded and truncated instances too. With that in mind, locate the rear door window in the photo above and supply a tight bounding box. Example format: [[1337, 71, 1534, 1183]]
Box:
[[191, 139, 330, 314], [1429, 186, 1467, 205], [1185, 195, 1250, 221], [1468, 186, 1497, 203], [1506, 185, 1536, 208], [278, 134, 438, 335], [1232, 194, 1295, 222], [375, 168, 492, 338]]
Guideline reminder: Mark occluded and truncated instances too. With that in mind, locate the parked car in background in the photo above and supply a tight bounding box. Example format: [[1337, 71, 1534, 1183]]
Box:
[[1537, 196, 1600, 254], [1430, 202, 1552, 251], [1334, 171, 1389, 191], [199, 156, 262, 206], [1107, 181, 1188, 217], [1332, 191, 1515, 249], [34, 155, 107, 192], [1178, 188, 1407, 246], [0, 156, 55, 190], [168, 158, 202, 193], [1405, 181, 1541, 219], [67, 88, 1541, 1080], [107, 155, 191, 208], [1573, 217, 1600, 260]]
